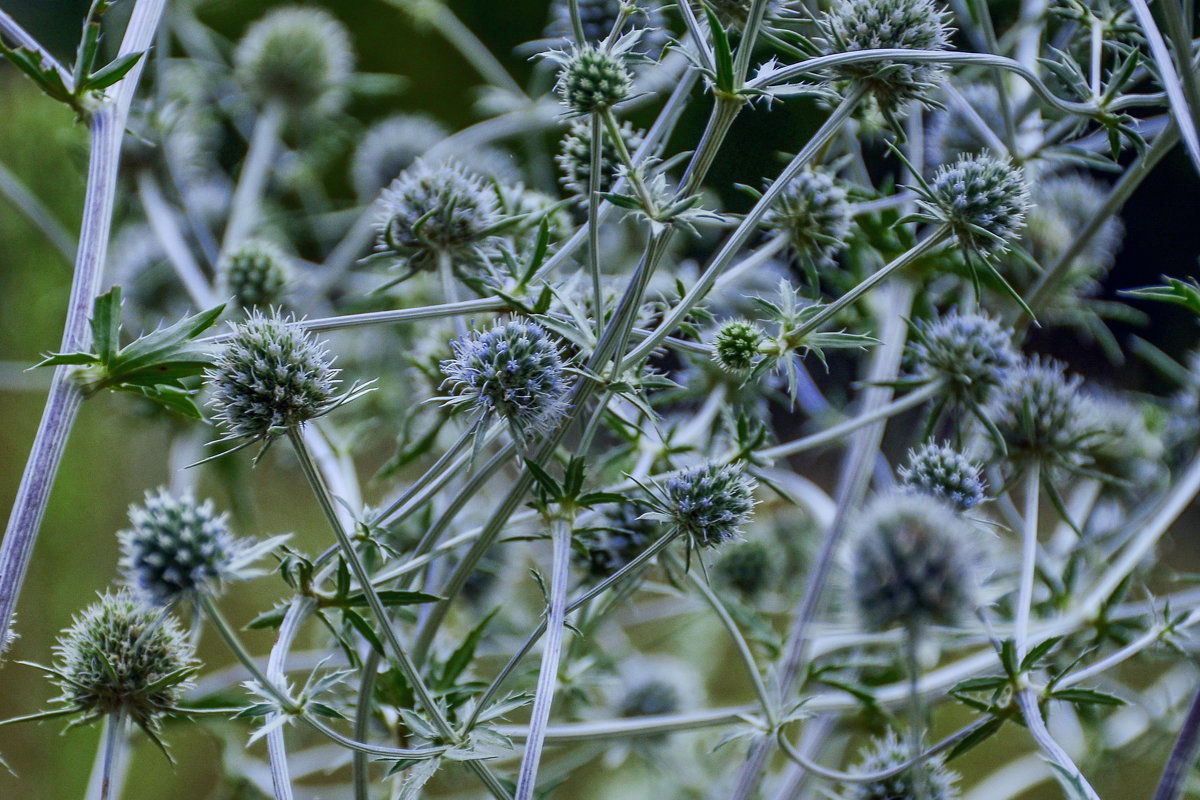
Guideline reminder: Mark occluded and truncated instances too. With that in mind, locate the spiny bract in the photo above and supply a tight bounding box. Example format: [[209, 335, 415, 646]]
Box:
[[51, 589, 196, 729], [554, 43, 633, 115], [986, 355, 1094, 471], [656, 462, 756, 548], [899, 441, 987, 511], [440, 320, 569, 439], [119, 488, 243, 604], [713, 320, 766, 374], [557, 116, 646, 198], [844, 492, 981, 630], [206, 310, 341, 443], [546, 0, 669, 57], [907, 312, 1018, 404], [918, 152, 1030, 258], [233, 6, 354, 113]]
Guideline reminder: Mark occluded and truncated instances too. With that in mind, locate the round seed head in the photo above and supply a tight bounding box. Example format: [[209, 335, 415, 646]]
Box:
[[620, 678, 681, 718], [219, 239, 291, 308], [351, 114, 448, 200], [986, 356, 1093, 470], [763, 169, 852, 267], [576, 502, 655, 580], [844, 492, 981, 630], [546, 0, 669, 57], [899, 441, 987, 511], [375, 158, 502, 274], [206, 310, 341, 443], [555, 44, 633, 115], [234, 7, 354, 113], [842, 729, 962, 800], [440, 320, 569, 439], [52, 590, 196, 728], [920, 152, 1030, 258], [713, 320, 766, 374], [557, 117, 646, 198], [818, 0, 953, 112], [716, 541, 773, 599], [907, 312, 1018, 404], [657, 462, 756, 548], [119, 488, 243, 604]]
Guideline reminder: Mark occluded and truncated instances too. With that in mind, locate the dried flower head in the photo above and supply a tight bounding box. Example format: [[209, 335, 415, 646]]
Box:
[[50, 590, 197, 730], [552, 43, 633, 115], [218, 239, 291, 309], [351, 113, 448, 200], [818, 0, 953, 113], [440, 320, 569, 440], [647, 462, 756, 548], [916, 152, 1030, 258], [765, 169, 853, 269], [557, 117, 646, 198], [842, 730, 962, 800], [234, 7, 354, 113], [713, 320, 766, 374], [844, 492, 981, 630], [986, 356, 1095, 471], [206, 311, 351, 446], [907, 312, 1018, 405], [119, 489, 244, 604], [375, 158, 503, 276], [899, 441, 987, 511]]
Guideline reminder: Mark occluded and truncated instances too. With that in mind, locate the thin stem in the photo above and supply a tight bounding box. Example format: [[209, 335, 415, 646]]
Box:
[[266, 600, 309, 800], [369, 425, 477, 527], [0, 9, 74, 90], [905, 627, 930, 800], [1153, 682, 1200, 800], [0, 157, 76, 263], [499, 706, 755, 743], [92, 711, 124, 800], [136, 171, 216, 308], [513, 517, 573, 800], [1015, 465, 1040, 662], [199, 593, 296, 710], [0, 0, 166, 654], [1014, 688, 1101, 800], [587, 112, 604, 336], [221, 101, 284, 254], [352, 649, 381, 800]]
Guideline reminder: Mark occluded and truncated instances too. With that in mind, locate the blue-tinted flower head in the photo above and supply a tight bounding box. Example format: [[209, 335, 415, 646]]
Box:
[[907, 312, 1018, 404], [899, 441, 987, 511], [917, 152, 1030, 258], [650, 462, 756, 548], [843, 729, 962, 799], [234, 6, 354, 113], [763, 169, 852, 267]]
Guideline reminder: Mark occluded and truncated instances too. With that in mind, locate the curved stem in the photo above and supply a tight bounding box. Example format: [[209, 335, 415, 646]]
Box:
[[1014, 688, 1101, 800], [513, 517, 573, 800]]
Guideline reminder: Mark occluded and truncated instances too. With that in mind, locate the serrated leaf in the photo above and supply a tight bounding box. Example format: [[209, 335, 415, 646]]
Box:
[[947, 716, 1005, 760], [90, 286, 121, 363], [82, 51, 142, 92]]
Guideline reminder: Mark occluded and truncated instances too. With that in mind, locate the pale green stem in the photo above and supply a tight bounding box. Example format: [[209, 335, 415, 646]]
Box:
[[137, 170, 216, 307], [0, 157, 76, 263], [587, 112, 604, 334], [221, 101, 284, 254], [91, 711, 124, 800], [1015, 465, 1040, 662]]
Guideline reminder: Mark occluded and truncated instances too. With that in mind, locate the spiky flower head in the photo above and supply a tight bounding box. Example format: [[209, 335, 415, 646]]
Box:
[[841, 730, 962, 800], [440, 320, 569, 440], [557, 117, 646, 198], [716, 541, 773, 599], [219, 239, 291, 308], [351, 114, 448, 200], [907, 312, 1018, 404], [1078, 392, 1165, 489], [649, 462, 756, 548], [375, 158, 503, 275], [844, 492, 981, 630], [553, 43, 633, 115], [576, 502, 655, 580], [206, 310, 347, 445], [119, 489, 245, 604], [763, 169, 852, 267], [546, 0, 669, 57], [713, 320, 766, 374], [900, 441, 986, 511], [620, 678, 681, 718], [985, 356, 1094, 471], [916, 152, 1030, 258], [234, 7, 354, 113], [818, 0, 953, 113], [51, 590, 196, 730]]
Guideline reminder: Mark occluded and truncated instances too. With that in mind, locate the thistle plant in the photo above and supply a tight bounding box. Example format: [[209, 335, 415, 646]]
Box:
[[2, 1, 1200, 799]]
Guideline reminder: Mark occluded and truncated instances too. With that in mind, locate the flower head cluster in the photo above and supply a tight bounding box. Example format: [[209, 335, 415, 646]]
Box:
[[916, 152, 1030, 258], [51, 590, 196, 730], [763, 169, 852, 267], [818, 0, 953, 113], [985, 356, 1094, 471], [844, 492, 981, 630], [899, 441, 986, 511], [234, 6, 354, 113], [351, 114, 448, 200], [557, 117, 646, 198], [907, 312, 1018, 404], [375, 159, 502, 275], [712, 320, 766, 374], [649, 462, 756, 548], [552, 43, 633, 115], [119, 489, 245, 605], [206, 310, 345, 445], [440, 320, 569, 440], [219, 239, 290, 308], [842, 730, 962, 800], [546, 0, 669, 57]]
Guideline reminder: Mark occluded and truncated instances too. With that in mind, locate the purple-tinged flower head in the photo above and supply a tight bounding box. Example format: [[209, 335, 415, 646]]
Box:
[[900, 441, 987, 511], [763, 169, 852, 267], [653, 462, 756, 548], [907, 312, 1018, 405], [843, 729, 962, 799], [918, 152, 1030, 258]]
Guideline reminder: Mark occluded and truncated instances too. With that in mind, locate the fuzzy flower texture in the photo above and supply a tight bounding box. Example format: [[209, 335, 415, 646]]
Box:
[[655, 462, 756, 548], [441, 320, 569, 439]]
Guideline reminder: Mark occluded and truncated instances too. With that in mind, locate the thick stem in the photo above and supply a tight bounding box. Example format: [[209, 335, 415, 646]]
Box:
[[92, 711, 124, 800], [513, 517, 573, 800], [1014, 689, 1101, 800], [0, 0, 167, 653], [1154, 683, 1200, 800], [1015, 466, 1041, 662]]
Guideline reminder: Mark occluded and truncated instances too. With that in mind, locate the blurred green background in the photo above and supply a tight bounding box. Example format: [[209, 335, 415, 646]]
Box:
[[1, 1, 1199, 798]]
